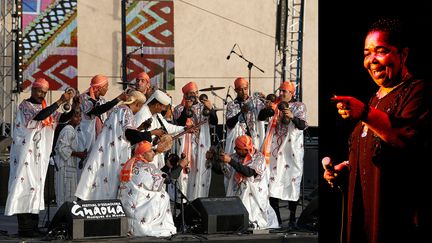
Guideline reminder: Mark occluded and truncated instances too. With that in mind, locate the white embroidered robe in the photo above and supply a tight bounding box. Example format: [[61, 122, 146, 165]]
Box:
[[265, 101, 307, 201], [225, 152, 279, 229], [134, 105, 184, 169], [75, 105, 135, 200], [5, 100, 61, 215], [225, 96, 265, 154], [75, 93, 107, 179], [173, 103, 212, 201], [118, 161, 176, 237]]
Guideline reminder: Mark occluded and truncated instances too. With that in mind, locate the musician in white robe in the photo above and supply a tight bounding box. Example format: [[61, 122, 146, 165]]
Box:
[[173, 81, 218, 201], [75, 74, 127, 179], [75, 91, 149, 200], [217, 135, 279, 229], [134, 90, 185, 169], [118, 141, 176, 237], [259, 81, 307, 228], [225, 77, 265, 155], [53, 108, 87, 206], [4, 78, 73, 237]]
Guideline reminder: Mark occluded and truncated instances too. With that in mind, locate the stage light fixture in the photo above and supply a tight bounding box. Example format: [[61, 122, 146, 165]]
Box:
[[14, 0, 24, 93]]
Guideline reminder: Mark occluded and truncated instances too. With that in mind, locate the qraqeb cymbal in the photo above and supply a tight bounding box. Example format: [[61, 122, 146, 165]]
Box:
[[117, 81, 133, 85], [199, 85, 225, 92]]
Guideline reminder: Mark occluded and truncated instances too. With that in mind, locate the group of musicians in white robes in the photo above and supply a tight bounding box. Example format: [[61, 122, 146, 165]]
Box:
[[4, 73, 307, 238]]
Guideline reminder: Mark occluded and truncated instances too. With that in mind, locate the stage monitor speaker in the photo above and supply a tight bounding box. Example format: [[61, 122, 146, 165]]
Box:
[[304, 136, 319, 189], [48, 199, 128, 240], [180, 196, 249, 234], [297, 196, 318, 232]]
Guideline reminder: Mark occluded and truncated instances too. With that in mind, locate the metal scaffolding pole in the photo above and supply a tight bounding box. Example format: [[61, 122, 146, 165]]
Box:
[[0, 0, 19, 138], [274, 0, 304, 100]]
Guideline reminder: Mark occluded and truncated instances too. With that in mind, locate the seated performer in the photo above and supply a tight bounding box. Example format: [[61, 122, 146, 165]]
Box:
[[213, 135, 279, 229], [119, 141, 176, 237], [225, 77, 265, 154], [173, 81, 218, 200]]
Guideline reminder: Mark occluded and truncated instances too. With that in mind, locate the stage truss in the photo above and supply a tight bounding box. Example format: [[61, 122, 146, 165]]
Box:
[[274, 0, 304, 100], [0, 0, 20, 137]]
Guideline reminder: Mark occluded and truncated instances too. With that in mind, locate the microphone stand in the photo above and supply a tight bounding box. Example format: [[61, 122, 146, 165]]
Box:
[[122, 44, 145, 88], [171, 178, 186, 233], [230, 50, 265, 96], [210, 88, 228, 147], [170, 178, 206, 239], [126, 44, 144, 58]]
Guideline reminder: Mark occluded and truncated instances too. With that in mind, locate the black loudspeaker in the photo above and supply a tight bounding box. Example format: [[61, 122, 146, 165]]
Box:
[[48, 199, 128, 240], [304, 136, 319, 189], [179, 196, 249, 234], [297, 196, 318, 232], [0, 163, 9, 207]]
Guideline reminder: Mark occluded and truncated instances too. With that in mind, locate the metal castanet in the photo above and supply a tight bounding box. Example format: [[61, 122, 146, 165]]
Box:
[[199, 85, 225, 92], [60, 87, 77, 113]]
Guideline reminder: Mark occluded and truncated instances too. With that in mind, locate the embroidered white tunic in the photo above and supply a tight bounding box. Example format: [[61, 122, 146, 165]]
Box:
[[5, 100, 61, 215], [265, 101, 307, 201], [173, 103, 212, 201], [225, 152, 279, 229], [75, 93, 107, 179], [75, 105, 135, 200], [134, 105, 184, 169], [118, 161, 176, 237], [225, 96, 265, 154], [53, 125, 79, 206]]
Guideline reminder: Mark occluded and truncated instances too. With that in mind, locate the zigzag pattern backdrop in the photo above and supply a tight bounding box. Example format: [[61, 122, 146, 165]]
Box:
[[126, 0, 175, 90], [21, 0, 77, 91]]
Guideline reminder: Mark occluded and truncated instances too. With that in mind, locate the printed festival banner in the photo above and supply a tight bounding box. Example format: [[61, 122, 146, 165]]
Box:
[[125, 0, 175, 90], [21, 0, 77, 91]]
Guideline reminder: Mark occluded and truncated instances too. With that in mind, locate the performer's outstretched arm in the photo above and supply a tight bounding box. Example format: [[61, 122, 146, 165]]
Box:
[[228, 157, 257, 177]]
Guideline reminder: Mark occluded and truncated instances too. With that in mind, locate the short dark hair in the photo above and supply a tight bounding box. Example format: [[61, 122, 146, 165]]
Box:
[[72, 107, 81, 117], [368, 17, 408, 51]]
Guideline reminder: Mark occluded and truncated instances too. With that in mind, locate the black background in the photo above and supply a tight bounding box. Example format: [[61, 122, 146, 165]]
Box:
[[318, 1, 432, 242]]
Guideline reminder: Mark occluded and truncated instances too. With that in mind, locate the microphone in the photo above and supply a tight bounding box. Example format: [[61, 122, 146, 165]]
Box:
[[226, 44, 237, 60], [322, 156, 350, 172], [199, 93, 208, 102], [140, 42, 144, 57], [321, 157, 334, 172], [199, 94, 211, 116]]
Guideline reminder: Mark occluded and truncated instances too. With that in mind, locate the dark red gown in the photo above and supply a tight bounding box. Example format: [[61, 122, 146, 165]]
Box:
[[346, 76, 432, 243]]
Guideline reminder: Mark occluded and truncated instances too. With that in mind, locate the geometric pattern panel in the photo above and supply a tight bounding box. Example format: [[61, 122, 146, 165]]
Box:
[[125, 0, 175, 90], [21, 0, 77, 91]]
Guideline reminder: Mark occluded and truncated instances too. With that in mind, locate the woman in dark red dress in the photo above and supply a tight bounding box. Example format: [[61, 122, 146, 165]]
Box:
[[325, 17, 432, 243]]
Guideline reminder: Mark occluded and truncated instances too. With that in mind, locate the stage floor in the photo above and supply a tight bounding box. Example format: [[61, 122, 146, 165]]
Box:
[[0, 195, 318, 243], [0, 231, 317, 243]]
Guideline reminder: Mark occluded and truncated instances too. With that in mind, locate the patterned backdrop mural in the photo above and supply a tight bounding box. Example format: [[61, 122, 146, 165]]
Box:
[[21, 0, 77, 91], [125, 0, 175, 90]]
